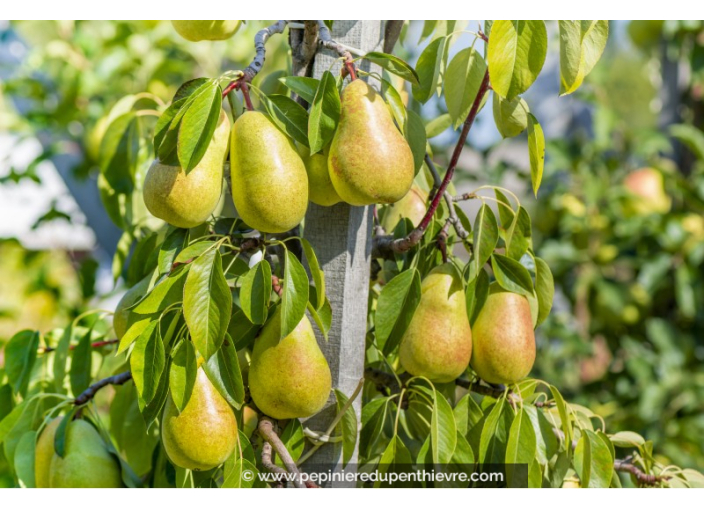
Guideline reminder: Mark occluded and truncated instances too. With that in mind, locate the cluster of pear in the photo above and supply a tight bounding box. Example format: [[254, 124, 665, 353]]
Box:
[[398, 266, 536, 386], [143, 79, 415, 234]]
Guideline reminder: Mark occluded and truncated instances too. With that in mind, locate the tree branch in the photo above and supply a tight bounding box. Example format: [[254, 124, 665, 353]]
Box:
[[73, 371, 132, 406], [258, 417, 306, 488], [261, 441, 288, 488], [316, 20, 356, 79], [40, 338, 119, 354], [383, 21, 405, 54], [614, 457, 671, 486]]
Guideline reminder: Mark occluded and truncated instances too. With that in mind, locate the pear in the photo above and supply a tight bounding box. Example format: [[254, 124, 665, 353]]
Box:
[[241, 406, 259, 438], [171, 21, 241, 42], [161, 367, 238, 471], [623, 168, 671, 216], [143, 110, 229, 228], [249, 310, 331, 419], [399, 263, 472, 383], [470, 287, 536, 385], [230, 111, 308, 233], [329, 80, 414, 206], [34, 417, 61, 488], [380, 184, 428, 232], [299, 145, 341, 206], [113, 275, 151, 340], [49, 420, 123, 488]]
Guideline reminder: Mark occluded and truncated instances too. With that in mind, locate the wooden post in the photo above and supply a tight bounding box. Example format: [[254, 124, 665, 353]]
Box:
[[292, 20, 384, 487]]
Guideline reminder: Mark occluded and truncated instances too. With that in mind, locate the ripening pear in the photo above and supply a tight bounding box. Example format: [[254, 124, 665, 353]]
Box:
[[299, 145, 341, 206], [380, 184, 428, 232], [329, 80, 414, 206], [249, 310, 331, 419], [171, 21, 241, 42], [623, 168, 671, 216], [113, 275, 150, 340], [470, 286, 536, 385], [399, 263, 472, 383], [230, 111, 308, 233], [34, 417, 61, 488], [161, 367, 238, 471], [49, 420, 123, 488], [143, 110, 229, 228]]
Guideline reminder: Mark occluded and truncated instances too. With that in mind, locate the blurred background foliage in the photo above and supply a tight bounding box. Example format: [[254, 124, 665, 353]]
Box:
[[0, 20, 703, 486]]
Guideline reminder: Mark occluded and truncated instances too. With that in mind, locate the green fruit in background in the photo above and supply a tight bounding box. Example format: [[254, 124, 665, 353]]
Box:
[[113, 274, 151, 340], [49, 420, 123, 488], [399, 263, 472, 383], [143, 110, 230, 228], [329, 80, 414, 206], [34, 417, 61, 488], [241, 406, 259, 438], [161, 367, 238, 471], [299, 145, 341, 206], [470, 287, 536, 385], [230, 111, 308, 233], [249, 310, 331, 419], [628, 20, 664, 50], [380, 184, 428, 231], [171, 21, 241, 42], [622, 168, 671, 216]]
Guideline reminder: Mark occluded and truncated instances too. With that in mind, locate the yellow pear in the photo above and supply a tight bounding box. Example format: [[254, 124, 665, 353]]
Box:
[[299, 145, 341, 206], [143, 110, 229, 228], [34, 417, 61, 488], [623, 167, 671, 216], [161, 367, 238, 471], [470, 287, 536, 385], [113, 275, 150, 340], [49, 420, 123, 488], [171, 21, 241, 42], [329, 80, 415, 206], [399, 263, 472, 383], [380, 184, 428, 232], [249, 310, 331, 419], [230, 111, 308, 233]]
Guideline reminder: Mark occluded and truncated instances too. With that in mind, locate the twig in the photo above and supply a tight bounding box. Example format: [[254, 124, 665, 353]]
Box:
[[243, 20, 288, 81], [383, 21, 405, 54], [73, 371, 132, 406], [258, 417, 306, 488], [261, 442, 288, 488], [614, 457, 671, 487], [317, 20, 356, 80], [452, 192, 478, 202], [40, 339, 119, 354]]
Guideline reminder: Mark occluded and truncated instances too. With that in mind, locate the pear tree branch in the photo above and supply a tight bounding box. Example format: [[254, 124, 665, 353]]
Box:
[[258, 417, 306, 488], [424, 155, 470, 241], [73, 371, 132, 406], [613, 457, 672, 486], [316, 20, 357, 80], [383, 21, 405, 53]]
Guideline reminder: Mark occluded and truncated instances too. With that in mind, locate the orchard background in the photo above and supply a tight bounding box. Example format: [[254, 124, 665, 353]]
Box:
[[0, 20, 703, 488]]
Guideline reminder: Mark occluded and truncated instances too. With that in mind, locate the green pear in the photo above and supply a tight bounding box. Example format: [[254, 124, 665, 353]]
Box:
[[49, 420, 123, 488], [470, 287, 536, 385], [249, 310, 331, 419], [230, 111, 308, 233], [34, 417, 61, 488], [161, 367, 238, 471], [399, 263, 472, 383], [329, 80, 415, 206], [143, 110, 229, 228], [623, 167, 671, 216], [171, 21, 241, 42], [299, 145, 341, 206], [380, 184, 428, 232], [113, 275, 151, 340]]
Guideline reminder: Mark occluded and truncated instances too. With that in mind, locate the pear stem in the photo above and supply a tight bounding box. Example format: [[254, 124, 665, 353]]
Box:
[[73, 371, 132, 406], [240, 81, 255, 111], [258, 417, 307, 488]]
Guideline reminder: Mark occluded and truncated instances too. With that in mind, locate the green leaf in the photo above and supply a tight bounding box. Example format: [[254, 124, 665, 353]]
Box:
[[5, 330, 40, 396], [276, 419, 305, 465], [154, 98, 188, 155], [468, 268, 489, 326], [300, 239, 325, 311], [404, 110, 427, 174], [307, 299, 332, 341], [375, 435, 413, 488], [130, 321, 165, 403], [239, 260, 272, 325], [453, 393, 484, 439], [139, 358, 170, 429], [375, 268, 422, 354], [0, 401, 27, 446], [280, 250, 310, 339], [70, 328, 93, 396], [445, 46, 487, 129], [608, 431, 645, 448], [559, 21, 609, 96], [308, 71, 340, 154], [419, 21, 438, 44], [203, 336, 245, 409], [670, 124, 704, 160], [174, 241, 215, 264], [222, 458, 258, 488], [505, 206, 531, 260], [169, 339, 197, 412], [380, 78, 407, 130], [14, 430, 36, 488], [534, 257, 554, 328], [425, 113, 452, 138], [258, 92, 310, 147], [494, 189, 515, 228], [492, 254, 534, 296], [488, 20, 547, 100], [478, 398, 511, 464], [52, 326, 73, 393], [472, 204, 499, 277], [550, 385, 572, 453], [177, 80, 222, 172], [278, 76, 320, 104], [362, 52, 419, 85], [158, 228, 188, 275], [54, 409, 77, 458], [493, 93, 529, 138], [184, 247, 232, 360], [431, 389, 457, 464], [527, 114, 545, 196], [132, 268, 187, 315], [505, 408, 536, 487], [334, 389, 358, 468], [412, 36, 448, 104], [100, 112, 140, 194], [574, 430, 614, 488]]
